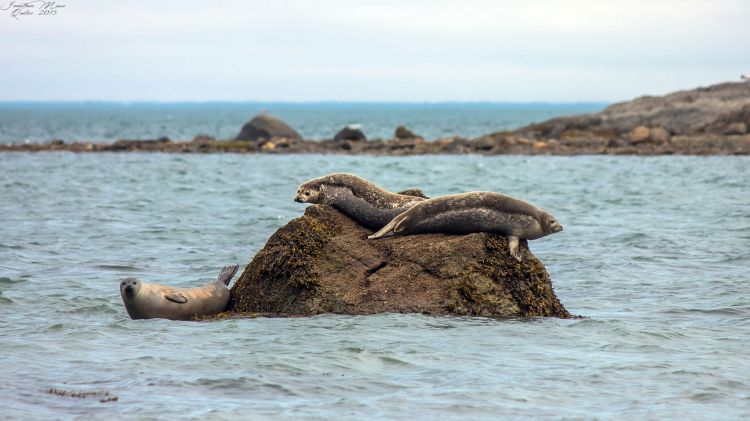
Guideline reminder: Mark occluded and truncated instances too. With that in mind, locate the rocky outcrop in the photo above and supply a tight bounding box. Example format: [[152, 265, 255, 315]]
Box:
[[235, 114, 302, 141], [105, 136, 171, 151], [227, 205, 571, 318], [702, 104, 750, 135], [395, 125, 421, 139], [334, 126, 367, 142], [517, 82, 750, 138]]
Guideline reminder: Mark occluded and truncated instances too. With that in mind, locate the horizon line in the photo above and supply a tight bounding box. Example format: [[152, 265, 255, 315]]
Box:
[[0, 100, 611, 105]]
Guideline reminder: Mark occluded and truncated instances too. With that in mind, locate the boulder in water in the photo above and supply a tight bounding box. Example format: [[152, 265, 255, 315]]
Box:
[[395, 125, 422, 139], [227, 205, 571, 318], [235, 114, 302, 141], [334, 126, 367, 142]]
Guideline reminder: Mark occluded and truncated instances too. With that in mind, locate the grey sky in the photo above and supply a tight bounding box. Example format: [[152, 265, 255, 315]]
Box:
[[1, 0, 748, 101]]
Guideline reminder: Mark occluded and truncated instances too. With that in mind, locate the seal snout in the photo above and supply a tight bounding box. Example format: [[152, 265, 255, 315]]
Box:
[[121, 277, 140, 297], [295, 188, 315, 203]]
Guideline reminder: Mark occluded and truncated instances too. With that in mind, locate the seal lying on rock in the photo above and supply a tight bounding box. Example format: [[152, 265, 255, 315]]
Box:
[[294, 173, 428, 230], [120, 265, 239, 320], [368, 192, 563, 261]]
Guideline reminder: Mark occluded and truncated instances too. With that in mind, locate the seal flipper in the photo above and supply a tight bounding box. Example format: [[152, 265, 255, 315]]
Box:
[[369, 214, 409, 239], [216, 264, 239, 286], [165, 291, 188, 304], [507, 235, 522, 262]]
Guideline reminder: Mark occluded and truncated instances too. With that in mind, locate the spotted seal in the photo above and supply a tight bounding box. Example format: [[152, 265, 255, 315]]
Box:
[[294, 173, 428, 230], [120, 265, 239, 320], [368, 192, 563, 261]]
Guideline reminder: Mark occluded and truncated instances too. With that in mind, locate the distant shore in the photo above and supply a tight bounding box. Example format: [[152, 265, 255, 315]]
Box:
[[2, 81, 749, 156], [2, 133, 749, 156]]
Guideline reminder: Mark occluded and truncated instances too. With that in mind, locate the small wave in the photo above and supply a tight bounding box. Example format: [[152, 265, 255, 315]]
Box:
[[0, 277, 24, 284], [690, 392, 722, 402], [378, 356, 410, 366], [714, 254, 750, 264], [61, 303, 120, 315], [92, 264, 145, 272], [41, 323, 65, 332], [661, 307, 748, 316], [606, 232, 650, 246], [424, 322, 458, 330]]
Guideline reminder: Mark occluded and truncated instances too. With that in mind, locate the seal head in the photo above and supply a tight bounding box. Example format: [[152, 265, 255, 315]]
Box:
[[540, 211, 564, 234], [295, 185, 321, 203], [120, 277, 142, 299]]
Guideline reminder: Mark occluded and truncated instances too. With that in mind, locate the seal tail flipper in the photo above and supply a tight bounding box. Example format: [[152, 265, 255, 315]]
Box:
[[216, 264, 239, 286], [368, 214, 409, 239]]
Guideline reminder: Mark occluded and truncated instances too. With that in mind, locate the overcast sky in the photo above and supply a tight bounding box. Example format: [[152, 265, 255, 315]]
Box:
[[1, 0, 748, 102]]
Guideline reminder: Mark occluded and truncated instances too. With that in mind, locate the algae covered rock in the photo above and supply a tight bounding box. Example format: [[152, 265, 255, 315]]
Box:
[[227, 205, 571, 318]]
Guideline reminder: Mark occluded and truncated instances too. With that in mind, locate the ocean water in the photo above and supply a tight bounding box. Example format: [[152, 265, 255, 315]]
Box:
[[1, 153, 749, 420], [0, 102, 604, 143]]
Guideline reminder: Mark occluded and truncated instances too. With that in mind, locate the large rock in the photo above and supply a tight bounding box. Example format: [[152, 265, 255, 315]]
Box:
[[227, 205, 571, 318], [235, 114, 302, 141], [395, 125, 422, 139], [334, 126, 367, 142]]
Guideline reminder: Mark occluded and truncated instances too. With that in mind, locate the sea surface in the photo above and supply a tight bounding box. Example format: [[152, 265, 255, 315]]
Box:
[[1, 152, 749, 420], [0, 102, 604, 143]]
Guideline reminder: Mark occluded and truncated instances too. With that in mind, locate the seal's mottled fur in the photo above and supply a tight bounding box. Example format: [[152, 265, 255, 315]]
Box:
[[295, 173, 427, 230], [369, 192, 563, 261]]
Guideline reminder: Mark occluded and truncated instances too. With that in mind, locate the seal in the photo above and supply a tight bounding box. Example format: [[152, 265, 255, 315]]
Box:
[[120, 264, 239, 320], [294, 173, 428, 230], [368, 192, 563, 261]]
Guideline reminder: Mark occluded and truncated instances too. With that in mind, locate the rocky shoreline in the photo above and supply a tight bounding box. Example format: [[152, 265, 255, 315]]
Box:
[[3, 82, 749, 156]]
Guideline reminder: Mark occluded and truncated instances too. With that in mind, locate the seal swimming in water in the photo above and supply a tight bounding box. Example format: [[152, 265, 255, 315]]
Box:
[[120, 265, 239, 320], [294, 173, 428, 230], [368, 192, 563, 261]]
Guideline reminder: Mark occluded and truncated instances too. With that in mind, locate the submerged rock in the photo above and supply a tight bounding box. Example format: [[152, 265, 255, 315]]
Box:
[[227, 205, 571, 318], [235, 114, 302, 141]]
